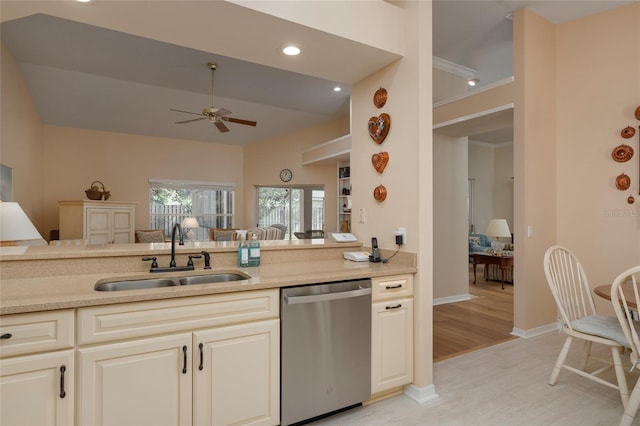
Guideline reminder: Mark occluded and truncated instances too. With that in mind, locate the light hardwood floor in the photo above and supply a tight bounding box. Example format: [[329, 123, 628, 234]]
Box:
[[433, 265, 515, 362]]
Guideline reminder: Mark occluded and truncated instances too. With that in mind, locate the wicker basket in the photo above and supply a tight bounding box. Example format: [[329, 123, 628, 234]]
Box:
[[85, 181, 110, 201]]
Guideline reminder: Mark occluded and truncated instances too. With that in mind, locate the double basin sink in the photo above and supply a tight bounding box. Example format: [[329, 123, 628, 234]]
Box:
[[95, 272, 250, 292]]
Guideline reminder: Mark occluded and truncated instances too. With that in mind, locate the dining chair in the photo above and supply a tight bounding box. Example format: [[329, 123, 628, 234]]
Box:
[[209, 228, 239, 241], [543, 245, 629, 407], [609, 265, 640, 425]]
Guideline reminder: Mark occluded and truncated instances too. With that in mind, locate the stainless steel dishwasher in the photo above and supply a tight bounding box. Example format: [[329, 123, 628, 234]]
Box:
[[280, 279, 372, 425]]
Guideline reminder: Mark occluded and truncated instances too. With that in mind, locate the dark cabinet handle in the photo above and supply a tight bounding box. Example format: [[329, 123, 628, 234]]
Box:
[[199, 343, 204, 371], [0, 333, 12, 339], [385, 304, 402, 310], [182, 346, 188, 374], [59, 365, 66, 398], [385, 284, 402, 289]]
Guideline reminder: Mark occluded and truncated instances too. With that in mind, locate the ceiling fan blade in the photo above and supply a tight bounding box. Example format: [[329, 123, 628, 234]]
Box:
[[216, 108, 232, 116], [175, 117, 206, 124], [215, 122, 230, 133], [170, 108, 202, 116], [222, 117, 257, 127]]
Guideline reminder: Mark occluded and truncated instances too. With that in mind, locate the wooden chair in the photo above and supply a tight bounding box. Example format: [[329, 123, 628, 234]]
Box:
[[304, 230, 324, 239], [134, 229, 166, 243], [49, 239, 88, 246], [270, 224, 287, 239], [609, 265, 640, 425], [209, 228, 239, 241], [543, 245, 629, 407]]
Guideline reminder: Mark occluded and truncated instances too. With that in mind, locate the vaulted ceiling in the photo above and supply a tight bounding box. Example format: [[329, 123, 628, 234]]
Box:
[[1, 1, 633, 146]]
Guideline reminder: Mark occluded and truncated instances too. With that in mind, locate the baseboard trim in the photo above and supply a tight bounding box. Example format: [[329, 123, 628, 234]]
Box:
[[512, 322, 559, 338], [404, 384, 439, 405], [433, 294, 471, 305]]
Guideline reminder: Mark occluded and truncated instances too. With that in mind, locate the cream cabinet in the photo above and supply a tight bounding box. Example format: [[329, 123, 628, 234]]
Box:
[[77, 333, 192, 425], [194, 319, 279, 425], [0, 310, 75, 426], [371, 275, 414, 395], [76, 290, 280, 426], [58, 200, 136, 244]]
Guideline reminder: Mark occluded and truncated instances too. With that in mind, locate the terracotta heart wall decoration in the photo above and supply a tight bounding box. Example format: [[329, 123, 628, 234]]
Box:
[[371, 152, 389, 174], [368, 113, 391, 144]]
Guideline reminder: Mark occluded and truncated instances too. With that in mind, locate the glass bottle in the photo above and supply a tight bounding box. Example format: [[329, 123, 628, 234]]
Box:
[[249, 234, 261, 267], [238, 235, 249, 267]]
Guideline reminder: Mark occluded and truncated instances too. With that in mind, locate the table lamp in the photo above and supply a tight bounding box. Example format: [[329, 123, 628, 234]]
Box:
[[181, 217, 200, 241], [485, 218, 511, 253], [0, 202, 45, 246]]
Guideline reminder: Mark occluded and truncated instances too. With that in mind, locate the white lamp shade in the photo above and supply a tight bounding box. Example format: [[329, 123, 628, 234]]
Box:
[[485, 219, 511, 238], [0, 202, 44, 241], [181, 217, 199, 229]]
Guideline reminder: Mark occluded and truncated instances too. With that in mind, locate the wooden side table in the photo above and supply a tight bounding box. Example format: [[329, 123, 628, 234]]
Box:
[[470, 253, 514, 289]]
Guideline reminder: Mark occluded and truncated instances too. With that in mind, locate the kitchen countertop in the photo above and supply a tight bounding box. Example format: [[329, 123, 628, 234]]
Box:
[[0, 258, 416, 315]]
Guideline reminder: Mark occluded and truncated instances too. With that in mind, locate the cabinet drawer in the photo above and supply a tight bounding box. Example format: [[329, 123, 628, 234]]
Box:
[[0, 310, 75, 358], [372, 274, 414, 301], [77, 289, 279, 345]]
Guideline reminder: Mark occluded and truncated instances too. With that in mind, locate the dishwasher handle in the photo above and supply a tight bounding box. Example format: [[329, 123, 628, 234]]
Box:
[[284, 287, 371, 305]]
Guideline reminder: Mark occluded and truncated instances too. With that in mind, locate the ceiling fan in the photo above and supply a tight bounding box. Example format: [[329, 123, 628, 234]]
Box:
[[170, 63, 257, 133]]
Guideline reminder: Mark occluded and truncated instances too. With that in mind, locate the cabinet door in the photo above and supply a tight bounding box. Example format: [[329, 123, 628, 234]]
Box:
[[371, 298, 414, 394], [0, 350, 74, 426], [77, 333, 192, 426], [85, 208, 111, 244], [111, 208, 134, 244], [194, 319, 279, 426]]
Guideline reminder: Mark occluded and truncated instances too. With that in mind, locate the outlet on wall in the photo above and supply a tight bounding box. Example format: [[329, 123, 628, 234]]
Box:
[[394, 227, 406, 245]]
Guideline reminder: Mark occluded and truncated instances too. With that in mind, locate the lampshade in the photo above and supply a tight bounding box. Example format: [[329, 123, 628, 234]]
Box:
[[485, 219, 511, 238], [0, 202, 44, 242], [181, 217, 199, 229]]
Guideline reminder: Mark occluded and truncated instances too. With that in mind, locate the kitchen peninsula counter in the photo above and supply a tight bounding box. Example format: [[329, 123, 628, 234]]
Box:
[[0, 240, 416, 315]]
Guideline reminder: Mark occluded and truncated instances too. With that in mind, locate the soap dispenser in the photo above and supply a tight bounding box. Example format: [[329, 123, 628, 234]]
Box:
[[249, 234, 260, 267], [238, 235, 249, 267]]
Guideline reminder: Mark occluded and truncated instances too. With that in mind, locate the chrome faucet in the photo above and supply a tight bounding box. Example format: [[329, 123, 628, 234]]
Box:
[[169, 223, 184, 267]]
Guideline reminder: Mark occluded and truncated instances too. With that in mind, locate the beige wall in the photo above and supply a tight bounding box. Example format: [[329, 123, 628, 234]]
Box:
[[493, 144, 514, 228], [351, 0, 433, 390], [468, 142, 495, 233], [554, 3, 640, 313], [512, 4, 640, 330], [468, 141, 514, 233], [433, 134, 469, 300], [40, 126, 244, 236], [0, 43, 45, 234], [242, 117, 349, 232], [512, 9, 558, 332]]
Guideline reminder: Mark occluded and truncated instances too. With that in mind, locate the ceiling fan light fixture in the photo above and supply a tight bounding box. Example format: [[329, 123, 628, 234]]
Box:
[[467, 78, 480, 87], [282, 45, 301, 56]]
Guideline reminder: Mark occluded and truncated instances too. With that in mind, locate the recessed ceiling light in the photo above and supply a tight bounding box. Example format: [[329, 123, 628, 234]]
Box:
[[76, 0, 92, 2], [282, 45, 301, 56], [333, 86, 342, 92], [467, 78, 479, 87]]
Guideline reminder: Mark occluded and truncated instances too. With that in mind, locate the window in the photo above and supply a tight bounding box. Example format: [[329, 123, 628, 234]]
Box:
[[256, 185, 324, 239], [149, 179, 234, 241]]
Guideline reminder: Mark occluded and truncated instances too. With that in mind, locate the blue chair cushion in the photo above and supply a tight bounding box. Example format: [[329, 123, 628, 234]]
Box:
[[570, 314, 640, 347]]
